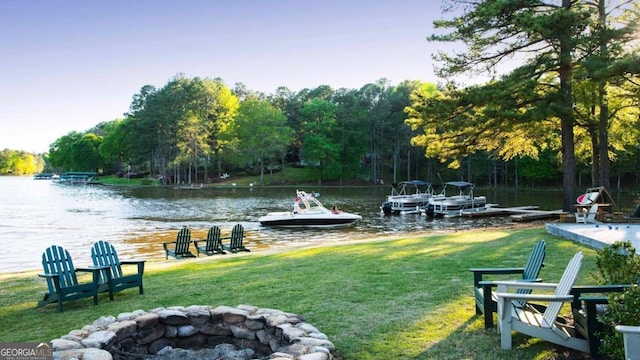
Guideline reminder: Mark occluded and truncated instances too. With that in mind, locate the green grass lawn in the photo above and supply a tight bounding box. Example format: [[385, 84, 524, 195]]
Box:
[[0, 227, 600, 359]]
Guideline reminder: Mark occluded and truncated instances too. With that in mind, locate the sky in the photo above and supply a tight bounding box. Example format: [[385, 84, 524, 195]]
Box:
[[0, 0, 452, 153]]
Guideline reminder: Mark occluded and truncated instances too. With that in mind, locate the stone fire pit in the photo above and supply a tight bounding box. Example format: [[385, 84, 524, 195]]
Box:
[[51, 304, 335, 360]]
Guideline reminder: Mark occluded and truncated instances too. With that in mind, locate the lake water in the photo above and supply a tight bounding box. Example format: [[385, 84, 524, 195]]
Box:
[[1, 176, 635, 274]]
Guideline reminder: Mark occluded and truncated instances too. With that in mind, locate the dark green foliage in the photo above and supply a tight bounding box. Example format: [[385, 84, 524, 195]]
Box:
[[599, 287, 640, 360], [593, 241, 640, 360], [594, 241, 640, 285]]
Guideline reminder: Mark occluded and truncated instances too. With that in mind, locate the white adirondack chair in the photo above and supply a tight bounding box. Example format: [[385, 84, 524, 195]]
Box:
[[616, 325, 640, 360], [495, 252, 589, 353], [575, 204, 599, 224]]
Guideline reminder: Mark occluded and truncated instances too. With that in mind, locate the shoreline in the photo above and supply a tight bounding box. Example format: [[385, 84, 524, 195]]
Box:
[[2, 220, 551, 278]]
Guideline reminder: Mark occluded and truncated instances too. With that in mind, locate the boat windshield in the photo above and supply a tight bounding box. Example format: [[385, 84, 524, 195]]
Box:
[[296, 190, 330, 213]]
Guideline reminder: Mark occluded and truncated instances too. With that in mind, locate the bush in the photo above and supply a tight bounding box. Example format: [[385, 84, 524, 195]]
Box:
[[594, 241, 640, 360], [594, 241, 640, 285], [599, 286, 640, 359]]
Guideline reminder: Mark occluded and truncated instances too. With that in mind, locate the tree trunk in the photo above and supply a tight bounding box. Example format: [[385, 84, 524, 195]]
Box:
[[597, 0, 611, 191], [590, 129, 600, 186], [559, 0, 577, 212], [260, 158, 265, 186]]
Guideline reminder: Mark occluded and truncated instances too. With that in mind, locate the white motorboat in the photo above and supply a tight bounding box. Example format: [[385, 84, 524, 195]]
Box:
[[381, 180, 434, 215], [259, 190, 362, 228], [421, 181, 487, 218]]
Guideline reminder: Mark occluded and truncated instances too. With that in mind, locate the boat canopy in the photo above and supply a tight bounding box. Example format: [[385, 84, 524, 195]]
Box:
[[444, 181, 474, 190], [392, 180, 431, 188]]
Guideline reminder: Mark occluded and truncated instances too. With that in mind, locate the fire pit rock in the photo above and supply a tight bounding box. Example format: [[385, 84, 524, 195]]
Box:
[[50, 304, 336, 360]]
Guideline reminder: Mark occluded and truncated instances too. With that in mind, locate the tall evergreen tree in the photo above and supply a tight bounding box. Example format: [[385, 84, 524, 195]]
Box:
[[427, 0, 593, 211]]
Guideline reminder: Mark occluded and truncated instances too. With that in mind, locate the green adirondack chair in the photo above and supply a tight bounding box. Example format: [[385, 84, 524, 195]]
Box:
[[570, 283, 628, 355], [38, 245, 109, 312], [163, 227, 196, 259], [194, 225, 227, 256], [223, 224, 250, 253], [470, 239, 546, 328], [91, 240, 145, 296]]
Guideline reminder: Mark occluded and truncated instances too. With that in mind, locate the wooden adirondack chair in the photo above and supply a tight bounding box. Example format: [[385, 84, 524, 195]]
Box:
[[38, 245, 108, 312], [91, 240, 145, 296], [616, 325, 640, 360], [194, 225, 227, 256], [570, 284, 629, 355], [163, 227, 196, 259], [223, 224, 250, 253], [470, 239, 546, 328], [495, 251, 589, 353]]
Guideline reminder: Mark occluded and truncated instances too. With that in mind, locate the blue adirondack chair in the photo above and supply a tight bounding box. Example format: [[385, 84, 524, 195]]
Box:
[[470, 239, 546, 328], [91, 240, 145, 296], [38, 245, 109, 312], [194, 225, 227, 256], [223, 224, 251, 253], [163, 227, 196, 259]]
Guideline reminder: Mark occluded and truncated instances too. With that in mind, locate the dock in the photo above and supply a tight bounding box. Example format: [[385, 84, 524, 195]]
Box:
[[460, 205, 567, 222], [509, 209, 567, 222], [173, 184, 204, 190]]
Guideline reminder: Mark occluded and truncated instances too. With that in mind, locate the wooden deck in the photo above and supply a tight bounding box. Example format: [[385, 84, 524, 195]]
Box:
[[461, 205, 567, 222]]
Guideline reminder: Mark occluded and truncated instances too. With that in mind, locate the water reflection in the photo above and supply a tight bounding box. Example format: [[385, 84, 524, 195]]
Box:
[[0, 177, 636, 273]]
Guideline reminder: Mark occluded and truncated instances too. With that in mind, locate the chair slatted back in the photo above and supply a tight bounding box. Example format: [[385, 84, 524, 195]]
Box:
[[176, 227, 192, 255], [91, 240, 123, 281], [513, 240, 546, 306], [542, 251, 583, 327], [206, 226, 222, 251], [522, 240, 546, 280], [230, 224, 244, 249], [42, 246, 78, 292]]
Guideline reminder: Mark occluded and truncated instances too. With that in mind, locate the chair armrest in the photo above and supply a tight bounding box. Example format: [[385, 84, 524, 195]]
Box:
[[77, 266, 108, 273], [616, 325, 640, 334], [120, 260, 145, 275], [469, 267, 526, 274], [38, 273, 59, 279], [120, 260, 146, 265], [81, 266, 112, 283], [163, 242, 176, 250], [570, 284, 629, 309], [496, 293, 574, 302], [478, 280, 497, 288], [580, 296, 610, 304], [571, 284, 630, 296], [493, 280, 558, 291], [470, 267, 525, 286]]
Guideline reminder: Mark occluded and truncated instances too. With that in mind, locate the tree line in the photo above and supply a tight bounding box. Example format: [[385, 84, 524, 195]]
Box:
[[0, 149, 46, 175], [45, 76, 426, 186]]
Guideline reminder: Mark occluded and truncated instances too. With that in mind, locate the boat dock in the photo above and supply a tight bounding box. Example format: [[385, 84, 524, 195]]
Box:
[[461, 205, 567, 221]]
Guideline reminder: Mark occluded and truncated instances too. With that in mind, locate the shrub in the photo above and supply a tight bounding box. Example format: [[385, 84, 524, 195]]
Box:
[[594, 241, 640, 285], [594, 241, 640, 360], [599, 286, 640, 359]]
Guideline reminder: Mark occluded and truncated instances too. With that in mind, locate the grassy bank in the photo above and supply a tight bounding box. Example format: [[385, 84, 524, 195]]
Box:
[[0, 227, 599, 359]]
